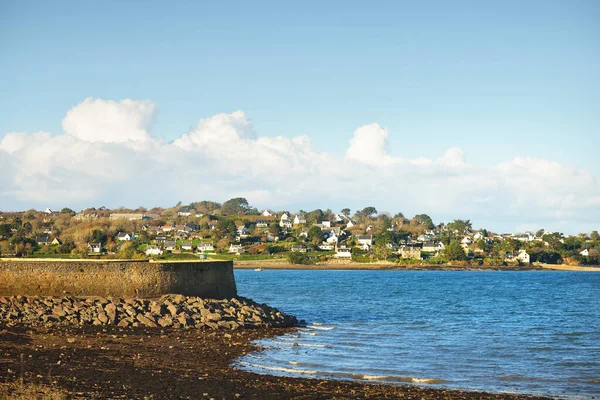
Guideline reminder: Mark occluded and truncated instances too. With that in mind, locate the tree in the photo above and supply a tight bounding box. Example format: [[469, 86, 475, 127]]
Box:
[[444, 242, 466, 261], [591, 231, 599, 242], [447, 219, 472, 235], [413, 214, 434, 229], [477, 239, 487, 252], [393, 212, 405, 219], [268, 223, 282, 238], [361, 207, 377, 218], [0, 224, 12, 238], [61, 208, 75, 216], [305, 209, 324, 225], [307, 226, 323, 245], [341, 208, 351, 217], [543, 232, 564, 250], [190, 201, 222, 215], [221, 198, 252, 216], [287, 252, 312, 265], [536, 229, 545, 238], [214, 220, 237, 239]]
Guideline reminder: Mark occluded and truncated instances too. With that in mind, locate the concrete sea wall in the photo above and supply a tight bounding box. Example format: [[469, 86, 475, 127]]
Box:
[[0, 259, 237, 299]]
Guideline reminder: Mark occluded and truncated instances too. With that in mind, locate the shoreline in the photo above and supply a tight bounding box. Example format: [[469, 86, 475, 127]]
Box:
[[232, 258, 600, 272], [0, 324, 554, 399]]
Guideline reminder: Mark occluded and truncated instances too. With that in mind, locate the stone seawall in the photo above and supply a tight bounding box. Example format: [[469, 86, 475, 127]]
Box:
[[0, 260, 237, 299]]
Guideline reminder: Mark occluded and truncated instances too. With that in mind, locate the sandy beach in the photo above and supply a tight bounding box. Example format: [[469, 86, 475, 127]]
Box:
[[0, 325, 554, 399]]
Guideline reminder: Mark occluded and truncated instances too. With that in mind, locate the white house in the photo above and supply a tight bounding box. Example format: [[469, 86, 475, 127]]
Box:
[[145, 245, 163, 256], [261, 209, 274, 217], [346, 220, 357, 228], [164, 240, 176, 251], [229, 244, 245, 254], [291, 245, 308, 253], [44, 208, 53, 214], [326, 231, 339, 243], [422, 241, 445, 253], [88, 243, 103, 253], [461, 237, 473, 245], [361, 243, 371, 251], [197, 242, 214, 252], [334, 214, 347, 223], [321, 220, 331, 228], [178, 207, 192, 216], [181, 241, 193, 251], [516, 250, 530, 263], [335, 247, 352, 258], [116, 232, 135, 241], [293, 214, 307, 225], [237, 226, 250, 237], [279, 214, 292, 228], [256, 220, 269, 228], [417, 234, 434, 242], [580, 249, 589, 256], [473, 231, 485, 241], [357, 235, 373, 246], [319, 244, 334, 251]]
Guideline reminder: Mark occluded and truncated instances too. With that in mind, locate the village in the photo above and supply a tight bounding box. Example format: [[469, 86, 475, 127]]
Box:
[[0, 198, 598, 266]]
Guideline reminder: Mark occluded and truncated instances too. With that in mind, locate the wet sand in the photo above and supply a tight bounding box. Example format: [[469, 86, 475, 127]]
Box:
[[0, 325, 553, 399]]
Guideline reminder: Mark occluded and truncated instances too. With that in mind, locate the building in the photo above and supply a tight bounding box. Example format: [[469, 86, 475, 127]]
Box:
[[197, 242, 214, 252], [110, 213, 145, 221], [35, 236, 51, 246], [145, 246, 163, 256], [164, 240, 176, 251], [229, 244, 245, 254], [400, 245, 421, 259], [291, 245, 308, 253], [178, 207, 192, 217], [335, 247, 352, 258], [116, 232, 135, 241], [88, 243, 103, 253], [357, 235, 373, 246], [293, 214, 307, 225], [181, 241, 193, 251]]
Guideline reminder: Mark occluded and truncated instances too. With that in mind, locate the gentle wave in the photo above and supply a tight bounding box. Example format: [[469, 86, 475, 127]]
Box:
[[241, 361, 318, 375], [307, 325, 335, 331]]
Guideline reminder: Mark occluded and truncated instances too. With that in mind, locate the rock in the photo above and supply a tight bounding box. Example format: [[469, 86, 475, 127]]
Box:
[[157, 316, 173, 327], [207, 312, 222, 322], [167, 304, 179, 317], [117, 319, 131, 327], [104, 303, 117, 322], [136, 314, 157, 328], [97, 312, 109, 324]]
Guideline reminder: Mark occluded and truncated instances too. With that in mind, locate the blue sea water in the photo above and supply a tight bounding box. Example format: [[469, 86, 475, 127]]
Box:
[[234, 270, 600, 398]]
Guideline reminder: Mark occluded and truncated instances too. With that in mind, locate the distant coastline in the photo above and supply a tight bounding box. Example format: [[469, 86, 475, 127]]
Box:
[[232, 258, 600, 272]]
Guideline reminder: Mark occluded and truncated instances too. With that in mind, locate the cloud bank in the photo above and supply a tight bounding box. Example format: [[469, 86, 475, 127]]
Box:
[[1, 97, 598, 233]]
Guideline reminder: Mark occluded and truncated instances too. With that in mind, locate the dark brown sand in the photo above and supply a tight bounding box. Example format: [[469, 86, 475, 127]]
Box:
[[0, 325, 554, 399]]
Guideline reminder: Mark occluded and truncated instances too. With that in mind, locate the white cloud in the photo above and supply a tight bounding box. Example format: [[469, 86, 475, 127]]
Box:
[[62, 97, 156, 143], [1, 98, 599, 233], [346, 123, 396, 166]]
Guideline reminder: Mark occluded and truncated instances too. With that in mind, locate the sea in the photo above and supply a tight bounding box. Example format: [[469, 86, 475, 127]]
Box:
[[234, 270, 600, 399]]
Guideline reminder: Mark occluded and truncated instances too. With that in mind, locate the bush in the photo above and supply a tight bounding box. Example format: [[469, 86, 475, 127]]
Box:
[[287, 252, 312, 265]]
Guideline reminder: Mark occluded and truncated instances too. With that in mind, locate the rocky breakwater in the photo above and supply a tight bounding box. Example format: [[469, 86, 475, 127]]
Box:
[[0, 294, 297, 330]]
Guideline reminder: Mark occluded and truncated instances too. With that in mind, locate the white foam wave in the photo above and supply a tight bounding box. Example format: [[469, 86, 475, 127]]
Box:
[[243, 362, 318, 375], [363, 374, 390, 380], [308, 325, 335, 331]]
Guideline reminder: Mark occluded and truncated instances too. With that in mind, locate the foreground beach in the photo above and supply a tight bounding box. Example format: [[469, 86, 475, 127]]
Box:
[[0, 325, 553, 399]]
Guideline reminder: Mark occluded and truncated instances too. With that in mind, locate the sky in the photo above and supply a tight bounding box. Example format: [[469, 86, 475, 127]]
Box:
[[0, 0, 599, 234]]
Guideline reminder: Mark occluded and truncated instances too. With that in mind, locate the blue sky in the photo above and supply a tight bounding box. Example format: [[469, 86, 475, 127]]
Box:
[[1, 1, 599, 233]]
